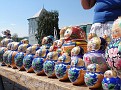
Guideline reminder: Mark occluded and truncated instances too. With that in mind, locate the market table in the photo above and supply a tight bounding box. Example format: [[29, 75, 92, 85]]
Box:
[[0, 65, 102, 90]]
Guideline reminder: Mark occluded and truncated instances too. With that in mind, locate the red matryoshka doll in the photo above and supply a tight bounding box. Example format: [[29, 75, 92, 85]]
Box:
[[62, 26, 87, 55]]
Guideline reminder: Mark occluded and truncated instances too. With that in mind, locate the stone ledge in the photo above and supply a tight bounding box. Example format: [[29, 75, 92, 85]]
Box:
[[0, 66, 90, 90]]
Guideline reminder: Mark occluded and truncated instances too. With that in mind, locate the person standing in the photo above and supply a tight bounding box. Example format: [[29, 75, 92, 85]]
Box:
[[80, 0, 121, 39]]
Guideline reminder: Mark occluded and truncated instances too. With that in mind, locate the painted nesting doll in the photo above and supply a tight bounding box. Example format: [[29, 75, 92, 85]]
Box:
[[105, 16, 121, 78], [55, 53, 71, 81], [84, 64, 104, 89], [43, 51, 58, 78], [7, 42, 20, 68], [0, 38, 13, 65], [32, 48, 49, 75], [83, 37, 108, 73], [23, 45, 39, 73], [60, 26, 68, 40], [61, 26, 87, 55], [68, 46, 86, 85], [102, 70, 121, 90], [14, 44, 30, 71], [40, 35, 54, 49], [2, 42, 13, 65]]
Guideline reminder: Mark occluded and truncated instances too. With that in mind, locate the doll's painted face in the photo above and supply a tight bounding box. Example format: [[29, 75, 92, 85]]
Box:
[[87, 37, 101, 51], [71, 46, 80, 56], [57, 39, 64, 48], [104, 70, 117, 78], [111, 28, 121, 39], [111, 17, 121, 39], [64, 28, 72, 39], [42, 37, 48, 45]]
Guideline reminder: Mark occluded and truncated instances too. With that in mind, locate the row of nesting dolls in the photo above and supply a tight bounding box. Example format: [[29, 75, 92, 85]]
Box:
[[0, 36, 120, 90], [0, 35, 54, 67], [0, 19, 121, 90]]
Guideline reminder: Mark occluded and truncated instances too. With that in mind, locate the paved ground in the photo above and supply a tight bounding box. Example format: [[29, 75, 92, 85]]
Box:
[[0, 76, 4, 90]]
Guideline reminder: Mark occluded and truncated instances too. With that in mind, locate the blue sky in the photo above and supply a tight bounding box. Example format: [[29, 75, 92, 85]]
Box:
[[0, 0, 94, 37]]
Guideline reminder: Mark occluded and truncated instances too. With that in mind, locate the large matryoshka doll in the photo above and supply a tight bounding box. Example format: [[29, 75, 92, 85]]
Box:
[[0, 38, 13, 65], [83, 36, 108, 73], [61, 26, 87, 56], [43, 51, 58, 78], [55, 53, 71, 81], [84, 64, 104, 89], [23, 45, 40, 73], [32, 48, 49, 75], [105, 16, 121, 78], [40, 35, 54, 49], [102, 70, 121, 90], [68, 46, 86, 85], [7, 42, 20, 68], [14, 43, 31, 71]]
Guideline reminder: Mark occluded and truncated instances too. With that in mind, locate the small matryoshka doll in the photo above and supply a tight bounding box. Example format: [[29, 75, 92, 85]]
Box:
[[14, 44, 31, 71], [84, 63, 104, 89], [7, 42, 20, 69], [2, 42, 13, 66], [21, 38, 29, 44], [32, 48, 49, 75], [55, 53, 71, 81], [56, 39, 64, 56], [102, 70, 121, 90], [49, 40, 58, 52], [68, 46, 86, 85], [0, 38, 13, 65], [23, 45, 39, 73], [41, 35, 54, 49], [43, 51, 58, 78], [83, 37, 108, 73], [105, 16, 121, 78]]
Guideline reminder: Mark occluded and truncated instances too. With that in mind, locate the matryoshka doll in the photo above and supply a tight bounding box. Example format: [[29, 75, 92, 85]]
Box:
[[23, 45, 39, 73], [7, 42, 20, 69], [56, 39, 64, 56], [68, 46, 86, 85], [43, 51, 58, 78], [102, 70, 121, 90], [62, 26, 87, 55], [105, 16, 121, 78], [3, 42, 13, 66], [0, 38, 13, 65], [84, 63, 104, 89], [32, 48, 49, 75], [40, 35, 54, 49], [83, 36, 108, 73], [14, 43, 31, 71], [55, 53, 71, 81]]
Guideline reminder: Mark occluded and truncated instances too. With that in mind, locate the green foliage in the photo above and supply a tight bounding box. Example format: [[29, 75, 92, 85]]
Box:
[[36, 10, 59, 44]]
